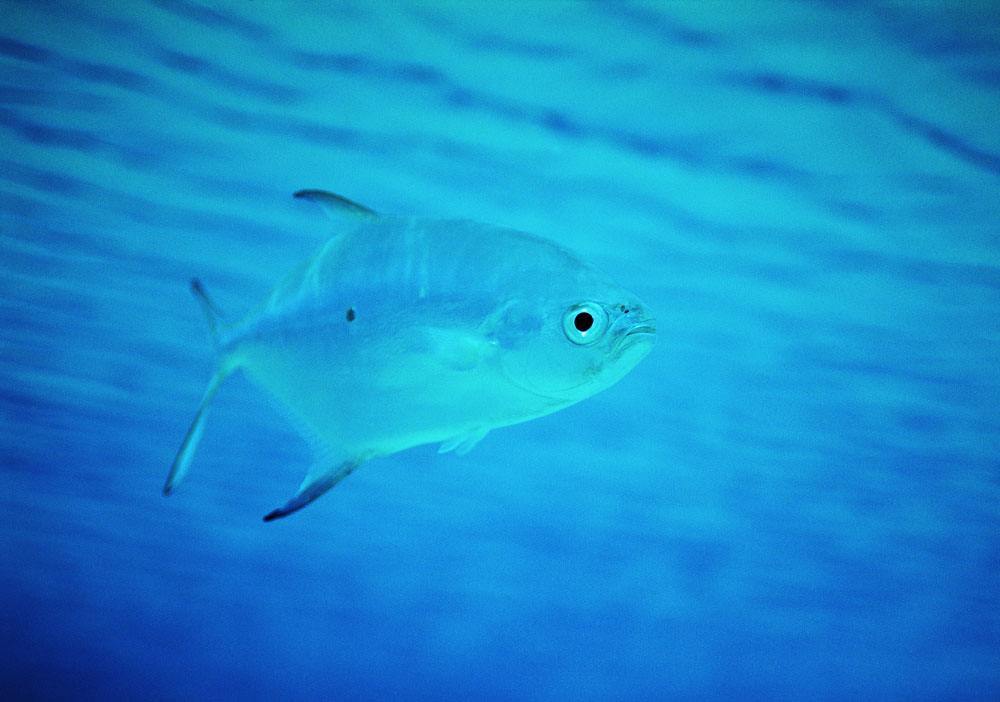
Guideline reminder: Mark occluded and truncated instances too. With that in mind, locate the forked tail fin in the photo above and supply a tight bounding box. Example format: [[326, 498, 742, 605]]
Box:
[[163, 279, 237, 495], [163, 366, 233, 495], [190, 278, 225, 348]]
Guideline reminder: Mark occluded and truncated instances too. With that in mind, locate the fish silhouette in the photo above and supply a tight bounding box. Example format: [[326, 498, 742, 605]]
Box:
[[164, 190, 656, 521]]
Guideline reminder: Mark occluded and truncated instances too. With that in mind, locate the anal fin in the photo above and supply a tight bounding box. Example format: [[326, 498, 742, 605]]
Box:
[[263, 459, 361, 522], [438, 428, 489, 456]]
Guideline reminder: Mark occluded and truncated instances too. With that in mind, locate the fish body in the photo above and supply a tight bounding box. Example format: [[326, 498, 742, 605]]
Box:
[[165, 191, 655, 520]]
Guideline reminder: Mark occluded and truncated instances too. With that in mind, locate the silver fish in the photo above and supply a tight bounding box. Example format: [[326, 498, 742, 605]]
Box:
[[164, 190, 656, 520]]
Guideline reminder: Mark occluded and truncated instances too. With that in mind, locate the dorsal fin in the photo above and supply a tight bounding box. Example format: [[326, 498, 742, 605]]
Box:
[[293, 189, 378, 221]]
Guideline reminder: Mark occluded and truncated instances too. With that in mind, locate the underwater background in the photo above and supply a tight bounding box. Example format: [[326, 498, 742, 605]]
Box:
[[2, 0, 999, 699]]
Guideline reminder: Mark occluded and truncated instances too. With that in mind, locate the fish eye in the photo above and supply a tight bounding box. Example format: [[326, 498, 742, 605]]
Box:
[[563, 303, 606, 345]]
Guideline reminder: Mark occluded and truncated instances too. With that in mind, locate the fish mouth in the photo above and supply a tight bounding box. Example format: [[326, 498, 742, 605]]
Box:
[[625, 322, 656, 338], [612, 319, 656, 355]]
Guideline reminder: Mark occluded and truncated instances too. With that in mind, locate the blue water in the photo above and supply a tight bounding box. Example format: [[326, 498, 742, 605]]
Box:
[[2, 1, 999, 699]]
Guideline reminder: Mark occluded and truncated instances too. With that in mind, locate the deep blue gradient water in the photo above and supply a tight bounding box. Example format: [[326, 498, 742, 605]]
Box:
[[2, 1, 999, 699]]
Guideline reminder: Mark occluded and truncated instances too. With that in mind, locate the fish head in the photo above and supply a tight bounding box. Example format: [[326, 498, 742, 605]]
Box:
[[489, 274, 655, 406]]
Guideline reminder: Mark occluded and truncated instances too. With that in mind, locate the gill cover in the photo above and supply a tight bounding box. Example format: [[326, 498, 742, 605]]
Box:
[[490, 298, 618, 402]]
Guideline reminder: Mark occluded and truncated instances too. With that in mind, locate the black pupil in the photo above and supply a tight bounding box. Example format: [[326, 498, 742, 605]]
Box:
[[574, 311, 594, 332]]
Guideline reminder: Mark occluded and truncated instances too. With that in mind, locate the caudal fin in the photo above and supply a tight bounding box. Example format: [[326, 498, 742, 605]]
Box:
[[164, 279, 236, 495], [163, 367, 233, 495], [190, 278, 226, 347]]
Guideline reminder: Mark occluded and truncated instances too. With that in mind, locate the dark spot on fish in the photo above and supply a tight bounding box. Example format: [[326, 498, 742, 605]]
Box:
[[346, 307, 356, 322]]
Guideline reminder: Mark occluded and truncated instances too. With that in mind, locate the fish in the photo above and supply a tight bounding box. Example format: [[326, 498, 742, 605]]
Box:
[[164, 190, 656, 521]]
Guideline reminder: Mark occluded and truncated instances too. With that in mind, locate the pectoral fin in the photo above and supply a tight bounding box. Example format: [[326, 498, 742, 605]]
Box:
[[263, 459, 361, 522], [420, 327, 494, 372]]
